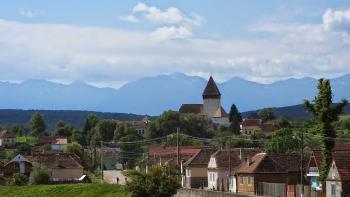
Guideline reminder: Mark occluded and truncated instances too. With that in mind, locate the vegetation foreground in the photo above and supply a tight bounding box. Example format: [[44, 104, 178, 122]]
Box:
[[0, 184, 131, 197]]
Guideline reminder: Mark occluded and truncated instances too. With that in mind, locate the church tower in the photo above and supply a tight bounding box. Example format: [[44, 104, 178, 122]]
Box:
[[202, 76, 221, 118]]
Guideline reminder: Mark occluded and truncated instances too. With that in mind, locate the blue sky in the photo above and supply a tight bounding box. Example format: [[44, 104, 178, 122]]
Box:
[[1, 0, 350, 88]]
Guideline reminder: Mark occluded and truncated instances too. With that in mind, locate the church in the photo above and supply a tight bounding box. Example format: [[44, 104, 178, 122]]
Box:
[[179, 76, 230, 126]]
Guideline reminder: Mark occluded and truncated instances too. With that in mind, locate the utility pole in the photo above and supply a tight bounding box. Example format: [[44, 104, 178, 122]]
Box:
[[176, 127, 180, 182], [100, 140, 103, 184], [228, 139, 231, 192], [300, 131, 304, 197]]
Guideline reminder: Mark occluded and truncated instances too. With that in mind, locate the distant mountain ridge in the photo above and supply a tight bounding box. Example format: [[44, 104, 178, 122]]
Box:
[[0, 73, 349, 115]]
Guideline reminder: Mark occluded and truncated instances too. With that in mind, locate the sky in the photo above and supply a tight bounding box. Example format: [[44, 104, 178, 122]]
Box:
[[1, 0, 350, 89]]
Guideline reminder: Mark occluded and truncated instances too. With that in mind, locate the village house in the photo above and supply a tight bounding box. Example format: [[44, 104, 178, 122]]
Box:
[[179, 76, 229, 126], [306, 150, 323, 193], [28, 153, 84, 182], [236, 153, 308, 196], [182, 148, 216, 189], [240, 113, 278, 136], [326, 150, 350, 197], [0, 130, 16, 147], [207, 148, 261, 192], [2, 154, 32, 176], [147, 146, 201, 167], [128, 115, 150, 136], [37, 136, 68, 151]]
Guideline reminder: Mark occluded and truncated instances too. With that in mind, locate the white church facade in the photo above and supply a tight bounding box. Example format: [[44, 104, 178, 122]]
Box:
[[179, 76, 230, 126]]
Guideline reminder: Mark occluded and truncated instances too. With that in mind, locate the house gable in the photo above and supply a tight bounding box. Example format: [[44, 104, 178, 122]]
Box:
[[327, 161, 341, 181], [208, 157, 217, 169], [9, 154, 31, 163]]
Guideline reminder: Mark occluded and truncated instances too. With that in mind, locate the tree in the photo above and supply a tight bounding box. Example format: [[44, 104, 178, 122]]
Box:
[[54, 121, 73, 137], [82, 114, 99, 146], [64, 142, 83, 156], [126, 165, 180, 197], [95, 119, 117, 142], [29, 164, 50, 185], [278, 116, 292, 128], [71, 128, 84, 144], [265, 128, 300, 154], [28, 112, 46, 136], [258, 108, 276, 122], [304, 78, 348, 180], [228, 104, 242, 134], [11, 124, 24, 136], [10, 173, 28, 186]]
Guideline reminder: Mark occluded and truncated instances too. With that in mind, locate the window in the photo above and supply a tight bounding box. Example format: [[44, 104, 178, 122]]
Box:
[[240, 175, 244, 185], [248, 176, 252, 185], [331, 184, 336, 196]]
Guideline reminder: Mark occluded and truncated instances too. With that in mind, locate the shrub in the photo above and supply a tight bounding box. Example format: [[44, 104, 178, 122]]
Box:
[[10, 173, 28, 186], [29, 164, 51, 185], [0, 174, 6, 185]]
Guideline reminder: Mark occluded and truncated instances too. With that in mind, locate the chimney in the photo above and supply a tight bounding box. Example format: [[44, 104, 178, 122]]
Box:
[[239, 148, 242, 160]]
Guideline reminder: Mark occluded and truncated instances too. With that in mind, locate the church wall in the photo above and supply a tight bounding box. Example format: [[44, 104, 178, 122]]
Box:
[[203, 98, 221, 117]]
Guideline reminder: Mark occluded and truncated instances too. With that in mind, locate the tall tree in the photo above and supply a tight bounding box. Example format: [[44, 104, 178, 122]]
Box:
[[304, 78, 348, 180], [95, 119, 117, 142], [228, 104, 242, 134], [28, 112, 46, 136], [54, 121, 73, 137], [82, 114, 99, 146], [258, 108, 276, 122]]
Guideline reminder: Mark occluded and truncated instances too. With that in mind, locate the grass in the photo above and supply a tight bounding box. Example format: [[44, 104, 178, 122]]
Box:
[[16, 136, 37, 145], [0, 183, 131, 197]]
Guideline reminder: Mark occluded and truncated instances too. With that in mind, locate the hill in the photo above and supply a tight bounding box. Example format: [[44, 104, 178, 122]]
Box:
[[0, 73, 349, 115], [0, 109, 144, 130], [0, 184, 130, 197], [242, 104, 350, 119]]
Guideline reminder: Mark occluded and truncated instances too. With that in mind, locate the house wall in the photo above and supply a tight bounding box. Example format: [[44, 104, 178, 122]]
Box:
[[51, 168, 83, 181], [208, 169, 230, 191], [0, 138, 16, 147], [3, 161, 32, 176], [51, 144, 66, 151], [184, 166, 208, 188], [326, 181, 342, 197], [237, 175, 254, 193], [212, 117, 230, 126], [203, 98, 220, 118]]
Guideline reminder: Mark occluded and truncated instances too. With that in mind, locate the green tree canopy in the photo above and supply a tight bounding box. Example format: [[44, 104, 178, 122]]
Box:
[[258, 108, 276, 122], [228, 104, 242, 134], [264, 128, 300, 154], [64, 142, 83, 156], [82, 114, 99, 146], [54, 120, 73, 137], [29, 164, 51, 185], [304, 78, 348, 180], [126, 165, 180, 197], [28, 112, 46, 136]]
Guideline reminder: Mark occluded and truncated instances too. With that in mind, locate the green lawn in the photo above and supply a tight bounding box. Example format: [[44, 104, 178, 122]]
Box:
[[0, 184, 131, 197]]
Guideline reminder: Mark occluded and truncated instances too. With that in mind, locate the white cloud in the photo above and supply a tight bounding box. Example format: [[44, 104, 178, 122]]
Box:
[[118, 15, 139, 23], [119, 2, 203, 42], [323, 8, 350, 34], [150, 26, 192, 42], [1, 6, 350, 88], [19, 8, 41, 18]]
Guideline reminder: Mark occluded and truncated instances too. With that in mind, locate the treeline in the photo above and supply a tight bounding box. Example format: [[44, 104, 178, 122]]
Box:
[[0, 109, 144, 131]]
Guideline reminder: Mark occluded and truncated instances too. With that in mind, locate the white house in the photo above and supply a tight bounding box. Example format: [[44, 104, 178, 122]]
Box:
[[0, 130, 16, 147]]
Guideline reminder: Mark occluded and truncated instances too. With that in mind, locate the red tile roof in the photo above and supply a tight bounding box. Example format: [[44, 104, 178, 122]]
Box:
[[37, 136, 68, 145], [241, 119, 262, 127], [183, 148, 216, 166], [0, 130, 14, 138], [332, 151, 350, 181], [28, 153, 83, 169], [202, 76, 221, 99]]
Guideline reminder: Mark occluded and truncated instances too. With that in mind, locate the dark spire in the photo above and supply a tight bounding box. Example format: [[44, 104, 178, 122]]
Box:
[[202, 76, 221, 99]]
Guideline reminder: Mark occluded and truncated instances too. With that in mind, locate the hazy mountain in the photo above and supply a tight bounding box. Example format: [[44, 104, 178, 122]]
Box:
[[0, 73, 349, 115]]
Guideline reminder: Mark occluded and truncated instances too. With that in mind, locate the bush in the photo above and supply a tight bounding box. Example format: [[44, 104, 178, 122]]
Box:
[[0, 174, 6, 185], [64, 142, 83, 156], [10, 173, 28, 186], [29, 164, 51, 185]]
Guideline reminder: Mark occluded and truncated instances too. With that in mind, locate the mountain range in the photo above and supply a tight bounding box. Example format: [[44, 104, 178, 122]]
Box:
[[0, 73, 349, 115]]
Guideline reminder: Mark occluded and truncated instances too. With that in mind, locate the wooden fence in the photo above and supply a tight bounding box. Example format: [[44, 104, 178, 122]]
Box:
[[255, 182, 286, 197]]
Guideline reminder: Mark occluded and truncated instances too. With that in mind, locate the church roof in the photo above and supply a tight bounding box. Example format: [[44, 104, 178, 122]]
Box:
[[179, 104, 203, 115], [202, 76, 221, 99]]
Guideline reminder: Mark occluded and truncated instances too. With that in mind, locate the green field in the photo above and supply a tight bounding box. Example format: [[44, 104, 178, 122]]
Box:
[[0, 184, 131, 197]]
